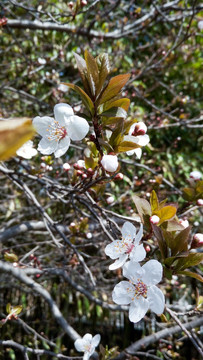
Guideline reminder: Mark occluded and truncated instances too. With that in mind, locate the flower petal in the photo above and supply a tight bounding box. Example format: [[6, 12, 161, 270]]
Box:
[[124, 134, 150, 146], [66, 115, 89, 141], [33, 116, 54, 137], [122, 221, 137, 241], [54, 136, 70, 158], [38, 137, 57, 155], [74, 338, 85, 352], [91, 334, 101, 347], [130, 244, 146, 262], [105, 240, 126, 259], [83, 333, 93, 343], [54, 103, 73, 125], [109, 254, 128, 270], [112, 281, 134, 305], [134, 223, 143, 246], [141, 260, 163, 286], [123, 260, 143, 282], [147, 285, 165, 315], [101, 155, 118, 172], [129, 297, 149, 323]]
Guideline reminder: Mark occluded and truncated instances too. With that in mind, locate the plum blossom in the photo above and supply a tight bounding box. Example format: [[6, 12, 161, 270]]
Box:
[[105, 221, 145, 270], [101, 154, 118, 172], [189, 171, 202, 181], [125, 122, 150, 159], [112, 260, 165, 323], [33, 103, 89, 158], [16, 140, 38, 159], [74, 333, 101, 360]]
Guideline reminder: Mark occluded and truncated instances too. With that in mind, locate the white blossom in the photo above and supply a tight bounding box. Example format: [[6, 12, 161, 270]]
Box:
[[101, 154, 118, 172], [105, 222, 145, 270], [33, 103, 89, 158], [198, 20, 203, 30], [112, 260, 165, 323], [58, 84, 68, 92], [189, 171, 202, 180], [16, 140, 38, 159], [125, 122, 150, 159], [74, 333, 101, 360], [179, 219, 189, 228]]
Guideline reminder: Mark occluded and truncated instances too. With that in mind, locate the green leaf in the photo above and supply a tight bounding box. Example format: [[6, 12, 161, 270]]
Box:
[[150, 190, 159, 212], [116, 140, 140, 153], [132, 195, 151, 222], [109, 119, 124, 148], [154, 206, 177, 225], [4, 252, 18, 263], [97, 74, 130, 105], [96, 53, 110, 96], [177, 270, 203, 282], [196, 180, 203, 196], [100, 107, 127, 118], [103, 98, 130, 112], [175, 253, 203, 271], [183, 187, 195, 201], [171, 226, 190, 256], [84, 50, 99, 98], [64, 83, 94, 115], [152, 224, 167, 258]]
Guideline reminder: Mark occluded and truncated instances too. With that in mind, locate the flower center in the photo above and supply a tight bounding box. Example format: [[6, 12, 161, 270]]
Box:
[[125, 242, 135, 254], [84, 343, 91, 352], [47, 120, 67, 141], [128, 279, 147, 300]]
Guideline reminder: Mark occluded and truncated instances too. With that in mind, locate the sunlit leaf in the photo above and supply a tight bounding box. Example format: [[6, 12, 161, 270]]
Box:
[[73, 52, 90, 94], [150, 190, 159, 212], [177, 270, 203, 282], [64, 83, 94, 114], [175, 253, 203, 271], [0, 118, 35, 161], [98, 74, 130, 105], [154, 206, 177, 225], [84, 50, 99, 98]]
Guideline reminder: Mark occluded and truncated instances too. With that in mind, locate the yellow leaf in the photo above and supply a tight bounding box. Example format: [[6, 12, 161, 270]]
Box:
[[150, 190, 159, 212], [154, 206, 177, 225], [0, 118, 35, 161]]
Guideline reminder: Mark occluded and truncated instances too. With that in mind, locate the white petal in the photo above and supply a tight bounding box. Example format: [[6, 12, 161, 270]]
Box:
[[91, 334, 101, 347], [54, 103, 73, 124], [134, 223, 143, 245], [54, 136, 70, 158], [129, 297, 149, 323], [134, 148, 142, 159], [126, 149, 135, 156], [109, 254, 128, 270], [33, 116, 54, 137], [101, 155, 118, 172], [123, 261, 143, 282], [38, 137, 57, 155], [141, 260, 163, 286], [122, 221, 137, 241], [105, 240, 126, 259], [124, 134, 150, 146], [112, 281, 134, 305], [74, 338, 85, 352], [83, 334, 93, 343], [129, 122, 147, 136], [147, 285, 165, 315], [66, 115, 89, 141], [130, 244, 146, 262], [16, 141, 38, 159]]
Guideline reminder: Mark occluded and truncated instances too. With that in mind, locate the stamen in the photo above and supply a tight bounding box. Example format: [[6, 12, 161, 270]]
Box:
[[46, 121, 67, 142]]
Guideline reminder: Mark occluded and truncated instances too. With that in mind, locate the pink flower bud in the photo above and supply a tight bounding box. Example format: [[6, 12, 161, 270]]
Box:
[[150, 215, 160, 225], [81, 0, 87, 6], [197, 199, 203, 206], [191, 233, 203, 249], [145, 245, 151, 253], [179, 219, 189, 228], [68, 1, 74, 9], [63, 163, 71, 171], [82, 174, 87, 179], [106, 196, 114, 204], [114, 173, 124, 180], [189, 171, 202, 181]]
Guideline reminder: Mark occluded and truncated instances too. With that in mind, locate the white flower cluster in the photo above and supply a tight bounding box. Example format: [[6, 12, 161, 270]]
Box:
[[105, 221, 165, 323]]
